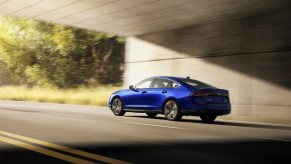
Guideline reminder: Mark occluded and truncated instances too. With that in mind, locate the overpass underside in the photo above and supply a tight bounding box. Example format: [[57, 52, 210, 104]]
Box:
[[0, 0, 290, 123]]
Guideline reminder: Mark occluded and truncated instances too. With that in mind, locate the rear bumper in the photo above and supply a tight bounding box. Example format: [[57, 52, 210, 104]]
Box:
[[182, 109, 231, 116], [181, 103, 231, 116]]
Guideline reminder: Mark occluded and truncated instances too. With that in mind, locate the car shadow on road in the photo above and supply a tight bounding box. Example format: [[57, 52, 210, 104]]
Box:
[[125, 115, 291, 131]]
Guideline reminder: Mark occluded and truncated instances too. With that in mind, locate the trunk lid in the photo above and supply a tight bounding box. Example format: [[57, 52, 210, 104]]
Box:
[[192, 87, 230, 104]]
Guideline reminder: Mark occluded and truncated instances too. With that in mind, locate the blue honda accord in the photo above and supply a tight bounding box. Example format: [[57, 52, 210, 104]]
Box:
[[109, 76, 231, 122]]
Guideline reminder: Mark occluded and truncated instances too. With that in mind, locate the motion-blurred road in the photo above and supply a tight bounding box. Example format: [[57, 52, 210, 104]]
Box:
[[0, 100, 290, 164]]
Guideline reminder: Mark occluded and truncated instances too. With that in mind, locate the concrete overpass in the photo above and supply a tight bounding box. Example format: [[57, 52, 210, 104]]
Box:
[[0, 0, 289, 36], [0, 0, 291, 123]]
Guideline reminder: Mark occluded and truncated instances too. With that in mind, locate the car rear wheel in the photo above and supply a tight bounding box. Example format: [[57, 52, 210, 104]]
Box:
[[111, 98, 126, 116], [146, 113, 158, 118], [200, 114, 217, 123], [164, 100, 182, 121]]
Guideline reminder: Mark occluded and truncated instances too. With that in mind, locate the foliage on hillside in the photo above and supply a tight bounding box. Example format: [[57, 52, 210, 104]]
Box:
[[0, 86, 120, 106], [0, 15, 125, 88]]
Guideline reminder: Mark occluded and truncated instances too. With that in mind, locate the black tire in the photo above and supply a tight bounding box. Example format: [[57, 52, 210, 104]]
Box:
[[200, 114, 217, 123], [164, 100, 182, 121], [146, 113, 158, 118], [111, 98, 126, 116]]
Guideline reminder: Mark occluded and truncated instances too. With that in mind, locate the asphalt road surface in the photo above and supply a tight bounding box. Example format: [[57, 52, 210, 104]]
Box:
[[0, 100, 290, 164]]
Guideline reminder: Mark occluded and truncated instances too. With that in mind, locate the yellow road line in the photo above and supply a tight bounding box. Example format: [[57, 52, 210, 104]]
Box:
[[0, 130, 128, 164], [0, 135, 94, 164]]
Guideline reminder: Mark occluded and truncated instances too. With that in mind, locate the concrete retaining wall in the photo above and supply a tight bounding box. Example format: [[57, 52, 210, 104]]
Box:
[[124, 7, 291, 124]]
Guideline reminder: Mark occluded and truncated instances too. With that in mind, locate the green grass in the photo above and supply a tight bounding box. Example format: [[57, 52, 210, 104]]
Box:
[[0, 86, 121, 106]]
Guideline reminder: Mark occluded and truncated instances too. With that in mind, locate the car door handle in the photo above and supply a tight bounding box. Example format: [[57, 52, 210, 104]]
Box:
[[161, 90, 167, 94], [141, 91, 147, 94]]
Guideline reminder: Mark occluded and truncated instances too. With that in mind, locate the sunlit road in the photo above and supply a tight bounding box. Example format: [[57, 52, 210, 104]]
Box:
[[0, 100, 290, 164]]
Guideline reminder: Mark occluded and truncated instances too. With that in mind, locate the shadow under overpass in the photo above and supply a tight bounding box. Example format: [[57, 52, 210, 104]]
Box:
[[1, 138, 290, 164]]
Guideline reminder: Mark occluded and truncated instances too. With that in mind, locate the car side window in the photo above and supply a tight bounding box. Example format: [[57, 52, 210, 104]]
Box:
[[135, 78, 154, 89], [152, 78, 174, 88], [172, 82, 179, 88]]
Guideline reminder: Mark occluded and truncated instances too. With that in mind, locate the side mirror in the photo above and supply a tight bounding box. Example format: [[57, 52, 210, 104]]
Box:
[[129, 85, 134, 90]]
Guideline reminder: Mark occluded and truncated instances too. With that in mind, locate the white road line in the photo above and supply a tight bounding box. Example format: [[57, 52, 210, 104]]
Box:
[[255, 137, 291, 142], [122, 121, 189, 130], [217, 119, 291, 128], [52, 114, 82, 118]]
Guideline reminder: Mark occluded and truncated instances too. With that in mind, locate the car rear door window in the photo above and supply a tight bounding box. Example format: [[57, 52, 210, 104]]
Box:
[[152, 78, 175, 88]]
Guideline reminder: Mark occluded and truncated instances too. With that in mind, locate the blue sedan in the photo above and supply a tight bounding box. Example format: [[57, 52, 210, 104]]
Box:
[[109, 76, 231, 122]]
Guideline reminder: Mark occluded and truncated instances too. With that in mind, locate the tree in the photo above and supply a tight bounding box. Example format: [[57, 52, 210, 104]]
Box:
[[0, 15, 125, 88]]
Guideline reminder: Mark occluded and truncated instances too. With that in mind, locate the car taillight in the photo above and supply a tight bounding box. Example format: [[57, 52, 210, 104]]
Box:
[[190, 92, 210, 96], [190, 92, 229, 97]]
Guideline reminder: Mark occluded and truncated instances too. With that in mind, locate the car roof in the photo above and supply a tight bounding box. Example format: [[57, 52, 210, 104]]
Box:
[[152, 76, 182, 81]]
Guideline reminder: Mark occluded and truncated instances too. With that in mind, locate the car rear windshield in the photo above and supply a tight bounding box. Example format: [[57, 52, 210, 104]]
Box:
[[177, 78, 213, 88]]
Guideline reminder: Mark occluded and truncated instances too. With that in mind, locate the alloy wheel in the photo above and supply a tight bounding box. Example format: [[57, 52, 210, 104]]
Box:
[[112, 98, 125, 116], [164, 100, 182, 121]]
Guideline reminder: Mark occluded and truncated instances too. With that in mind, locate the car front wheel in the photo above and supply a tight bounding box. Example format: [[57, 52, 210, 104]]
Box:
[[164, 100, 182, 121], [111, 98, 126, 116], [200, 114, 217, 123]]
